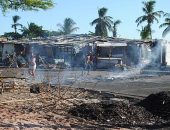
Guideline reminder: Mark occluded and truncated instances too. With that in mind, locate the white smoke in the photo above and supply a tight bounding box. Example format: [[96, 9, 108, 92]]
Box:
[[166, 41, 170, 65], [108, 40, 165, 79]]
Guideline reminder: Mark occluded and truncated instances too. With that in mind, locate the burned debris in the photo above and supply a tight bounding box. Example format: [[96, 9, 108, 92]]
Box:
[[0, 35, 170, 129], [68, 90, 170, 128], [0, 35, 168, 71], [139, 91, 170, 120], [69, 101, 163, 127]]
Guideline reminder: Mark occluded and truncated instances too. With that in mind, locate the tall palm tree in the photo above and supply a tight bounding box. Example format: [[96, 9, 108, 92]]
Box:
[[136, 0, 163, 39], [159, 13, 170, 37], [112, 20, 121, 37], [57, 18, 79, 35], [11, 15, 22, 33], [91, 7, 113, 37]]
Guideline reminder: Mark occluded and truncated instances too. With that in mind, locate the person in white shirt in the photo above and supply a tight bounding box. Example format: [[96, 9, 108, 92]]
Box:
[[28, 53, 36, 77]]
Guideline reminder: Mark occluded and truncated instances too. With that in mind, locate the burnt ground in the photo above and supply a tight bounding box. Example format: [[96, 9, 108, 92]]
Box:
[[69, 91, 170, 129], [24, 68, 170, 97], [0, 69, 170, 129]]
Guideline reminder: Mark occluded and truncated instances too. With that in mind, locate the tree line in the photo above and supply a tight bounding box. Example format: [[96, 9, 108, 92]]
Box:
[[1, 0, 170, 40]]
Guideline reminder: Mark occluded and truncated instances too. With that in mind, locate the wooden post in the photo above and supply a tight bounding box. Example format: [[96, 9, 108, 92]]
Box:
[[0, 80, 4, 94]]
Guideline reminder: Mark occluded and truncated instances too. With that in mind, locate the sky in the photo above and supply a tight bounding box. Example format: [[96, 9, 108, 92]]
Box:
[[1, 0, 170, 40]]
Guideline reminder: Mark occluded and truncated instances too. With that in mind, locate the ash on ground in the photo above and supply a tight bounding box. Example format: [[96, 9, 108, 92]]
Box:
[[1, 83, 170, 129]]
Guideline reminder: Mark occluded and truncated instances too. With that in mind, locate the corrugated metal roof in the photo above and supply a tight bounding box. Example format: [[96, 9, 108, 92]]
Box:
[[2, 35, 165, 46]]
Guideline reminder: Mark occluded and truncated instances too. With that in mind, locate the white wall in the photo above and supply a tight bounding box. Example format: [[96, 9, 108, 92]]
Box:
[[166, 42, 170, 65]]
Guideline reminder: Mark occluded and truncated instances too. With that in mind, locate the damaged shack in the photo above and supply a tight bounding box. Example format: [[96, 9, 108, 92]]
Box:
[[90, 38, 167, 69], [0, 35, 168, 70]]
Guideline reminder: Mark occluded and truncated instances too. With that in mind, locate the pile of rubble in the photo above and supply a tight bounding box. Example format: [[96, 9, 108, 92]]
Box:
[[139, 91, 170, 120], [68, 91, 170, 129], [69, 101, 163, 127]]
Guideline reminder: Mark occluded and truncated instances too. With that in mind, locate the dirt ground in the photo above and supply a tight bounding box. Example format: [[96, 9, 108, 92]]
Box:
[[0, 85, 133, 130], [0, 69, 170, 130]]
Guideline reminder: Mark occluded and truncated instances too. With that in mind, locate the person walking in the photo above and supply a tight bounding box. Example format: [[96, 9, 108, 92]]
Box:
[[86, 52, 93, 74]]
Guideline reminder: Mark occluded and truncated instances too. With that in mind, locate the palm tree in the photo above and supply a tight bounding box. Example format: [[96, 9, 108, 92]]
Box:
[[57, 18, 79, 35], [21, 22, 44, 38], [91, 7, 113, 37], [136, 0, 163, 39], [159, 13, 170, 37], [11, 15, 22, 33], [88, 31, 95, 36], [112, 20, 121, 37]]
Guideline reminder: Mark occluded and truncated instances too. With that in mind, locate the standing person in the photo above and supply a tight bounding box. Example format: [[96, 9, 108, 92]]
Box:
[[3, 51, 10, 66], [86, 52, 93, 74], [11, 52, 18, 68], [28, 53, 36, 77]]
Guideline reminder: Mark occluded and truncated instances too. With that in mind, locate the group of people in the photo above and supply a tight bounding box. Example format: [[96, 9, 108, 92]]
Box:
[[28, 52, 95, 76], [3, 50, 95, 77]]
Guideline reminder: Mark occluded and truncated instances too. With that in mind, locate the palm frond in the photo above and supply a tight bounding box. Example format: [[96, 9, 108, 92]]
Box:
[[159, 23, 170, 28], [142, 7, 148, 14], [57, 23, 63, 28], [105, 16, 113, 19], [136, 16, 143, 23], [136, 16, 147, 26], [157, 11, 164, 15], [165, 18, 170, 22], [114, 20, 121, 25], [105, 16, 113, 24], [163, 13, 170, 17], [152, 16, 159, 23], [70, 27, 79, 33], [91, 18, 100, 26], [162, 26, 170, 37], [152, 11, 162, 18]]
